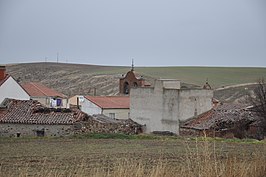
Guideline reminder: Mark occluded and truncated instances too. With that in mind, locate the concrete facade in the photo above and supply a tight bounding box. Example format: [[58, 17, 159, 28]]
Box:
[[0, 123, 74, 137], [130, 79, 213, 134], [0, 76, 30, 104]]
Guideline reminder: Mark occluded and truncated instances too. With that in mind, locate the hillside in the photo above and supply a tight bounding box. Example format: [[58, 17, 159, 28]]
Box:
[[6, 62, 266, 100]]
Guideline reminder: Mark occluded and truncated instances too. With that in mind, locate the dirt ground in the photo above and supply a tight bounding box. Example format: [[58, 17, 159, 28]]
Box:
[[0, 137, 265, 176]]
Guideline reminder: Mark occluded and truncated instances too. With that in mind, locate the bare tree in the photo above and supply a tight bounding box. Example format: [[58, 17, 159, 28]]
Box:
[[249, 78, 266, 132]]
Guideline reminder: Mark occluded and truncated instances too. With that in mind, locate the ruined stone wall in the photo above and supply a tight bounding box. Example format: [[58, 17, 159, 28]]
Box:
[[74, 119, 142, 135], [0, 123, 73, 137]]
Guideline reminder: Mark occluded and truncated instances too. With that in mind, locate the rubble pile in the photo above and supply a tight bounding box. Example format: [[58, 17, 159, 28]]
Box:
[[74, 114, 143, 135]]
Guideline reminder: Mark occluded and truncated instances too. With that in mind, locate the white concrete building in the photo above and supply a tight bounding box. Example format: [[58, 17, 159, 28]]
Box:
[[0, 66, 30, 104], [80, 96, 130, 119], [130, 79, 213, 134]]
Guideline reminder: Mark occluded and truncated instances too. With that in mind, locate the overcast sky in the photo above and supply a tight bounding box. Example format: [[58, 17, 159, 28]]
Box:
[[0, 0, 265, 66]]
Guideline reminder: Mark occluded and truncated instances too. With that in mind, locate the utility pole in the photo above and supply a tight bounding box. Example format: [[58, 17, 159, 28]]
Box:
[[57, 52, 59, 63]]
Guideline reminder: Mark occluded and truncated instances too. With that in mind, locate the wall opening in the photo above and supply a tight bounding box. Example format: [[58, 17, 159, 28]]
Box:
[[109, 113, 115, 119], [123, 82, 129, 94], [36, 129, 45, 137], [16, 132, 21, 137]]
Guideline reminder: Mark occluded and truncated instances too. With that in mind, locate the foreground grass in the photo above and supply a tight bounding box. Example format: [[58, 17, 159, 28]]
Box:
[[0, 135, 265, 177]]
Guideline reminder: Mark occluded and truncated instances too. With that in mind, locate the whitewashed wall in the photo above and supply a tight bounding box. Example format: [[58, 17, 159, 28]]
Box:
[[0, 76, 30, 104], [80, 98, 102, 115], [102, 109, 129, 120]]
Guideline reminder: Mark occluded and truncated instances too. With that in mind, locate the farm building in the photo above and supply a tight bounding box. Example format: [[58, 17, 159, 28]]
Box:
[[130, 79, 213, 135], [180, 103, 264, 140], [0, 66, 30, 104], [22, 82, 69, 108], [80, 96, 130, 119], [0, 99, 86, 137]]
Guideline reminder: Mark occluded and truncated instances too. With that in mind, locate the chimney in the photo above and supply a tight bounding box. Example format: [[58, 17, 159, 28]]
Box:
[[0, 66, 6, 80]]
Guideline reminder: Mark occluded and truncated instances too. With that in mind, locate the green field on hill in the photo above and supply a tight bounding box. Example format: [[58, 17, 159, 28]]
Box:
[[90, 65, 266, 88]]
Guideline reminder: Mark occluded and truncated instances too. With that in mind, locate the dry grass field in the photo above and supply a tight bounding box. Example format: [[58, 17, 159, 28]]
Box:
[[0, 135, 266, 177]]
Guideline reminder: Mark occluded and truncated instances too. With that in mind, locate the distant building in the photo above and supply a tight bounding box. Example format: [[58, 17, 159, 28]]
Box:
[[80, 96, 130, 119], [22, 82, 69, 108], [130, 79, 213, 135], [0, 66, 30, 104]]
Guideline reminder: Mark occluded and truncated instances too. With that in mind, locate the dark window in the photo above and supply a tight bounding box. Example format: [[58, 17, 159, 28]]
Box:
[[16, 132, 21, 137], [133, 82, 138, 87], [36, 130, 45, 137], [123, 82, 129, 94]]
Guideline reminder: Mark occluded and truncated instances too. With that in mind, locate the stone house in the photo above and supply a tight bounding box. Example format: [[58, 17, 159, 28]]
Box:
[[0, 99, 86, 137], [80, 96, 130, 119], [130, 79, 213, 135], [22, 82, 69, 108], [0, 66, 30, 104], [180, 103, 264, 140]]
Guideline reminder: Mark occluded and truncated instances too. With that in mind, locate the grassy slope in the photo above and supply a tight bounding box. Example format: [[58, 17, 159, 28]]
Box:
[[6, 63, 266, 97]]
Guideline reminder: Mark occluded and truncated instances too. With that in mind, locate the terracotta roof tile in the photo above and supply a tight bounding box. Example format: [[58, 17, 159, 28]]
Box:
[[181, 103, 257, 130], [22, 82, 66, 98], [0, 99, 86, 125], [85, 96, 129, 109]]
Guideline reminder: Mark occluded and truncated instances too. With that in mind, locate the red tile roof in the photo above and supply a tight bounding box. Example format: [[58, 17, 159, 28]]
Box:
[[0, 99, 86, 125], [22, 82, 66, 98], [85, 96, 129, 109], [0, 74, 10, 87]]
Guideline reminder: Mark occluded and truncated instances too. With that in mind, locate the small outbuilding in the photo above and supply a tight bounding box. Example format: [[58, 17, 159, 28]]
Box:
[[80, 96, 130, 119], [22, 82, 69, 108], [0, 99, 86, 137]]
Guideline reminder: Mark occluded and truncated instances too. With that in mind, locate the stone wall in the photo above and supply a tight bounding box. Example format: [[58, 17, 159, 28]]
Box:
[[0, 123, 73, 137], [74, 118, 142, 135]]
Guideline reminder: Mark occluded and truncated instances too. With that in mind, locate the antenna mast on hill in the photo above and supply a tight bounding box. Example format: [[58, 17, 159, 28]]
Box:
[[57, 52, 59, 63], [131, 58, 134, 71]]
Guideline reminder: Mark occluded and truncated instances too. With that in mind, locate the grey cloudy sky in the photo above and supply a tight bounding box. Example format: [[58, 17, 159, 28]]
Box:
[[0, 0, 265, 66]]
